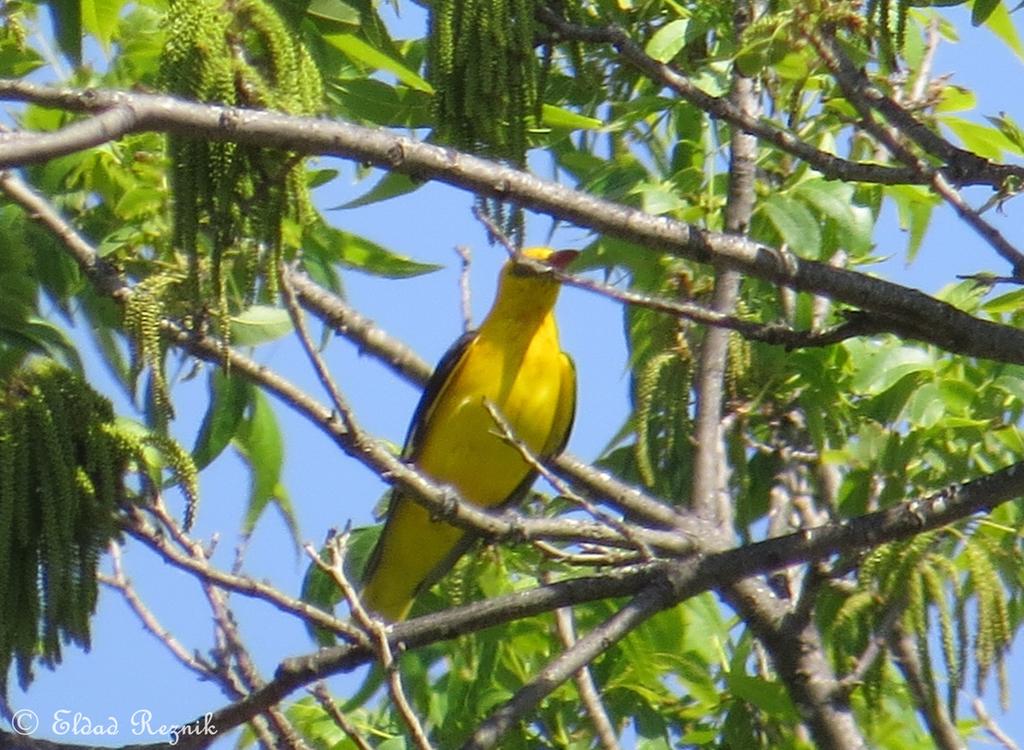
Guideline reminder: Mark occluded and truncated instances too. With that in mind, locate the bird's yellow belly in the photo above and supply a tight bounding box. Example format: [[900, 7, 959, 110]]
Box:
[[417, 331, 562, 506], [361, 316, 569, 620]]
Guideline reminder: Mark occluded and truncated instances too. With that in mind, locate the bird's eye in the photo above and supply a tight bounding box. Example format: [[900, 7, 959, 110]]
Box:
[[509, 260, 550, 277]]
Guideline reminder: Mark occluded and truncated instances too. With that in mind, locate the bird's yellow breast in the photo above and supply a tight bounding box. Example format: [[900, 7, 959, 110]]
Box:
[[415, 315, 563, 506], [359, 247, 577, 620]]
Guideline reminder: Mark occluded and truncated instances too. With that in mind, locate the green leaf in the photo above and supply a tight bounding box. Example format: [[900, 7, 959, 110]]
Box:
[[335, 170, 422, 209], [934, 278, 988, 312], [992, 425, 1024, 454], [848, 341, 935, 395], [47, 0, 82, 64], [307, 168, 340, 188], [727, 672, 795, 718], [540, 104, 604, 131], [985, 112, 1024, 153], [82, 0, 126, 49], [793, 178, 873, 254], [308, 222, 441, 278], [972, 0, 1002, 26], [984, 288, 1024, 314], [113, 187, 163, 219], [943, 116, 1017, 160], [331, 77, 431, 127], [673, 651, 721, 707], [935, 85, 977, 114], [885, 184, 939, 259], [980, 0, 1024, 60], [324, 33, 433, 93], [0, 35, 44, 77], [774, 50, 809, 81], [229, 305, 294, 346], [307, 0, 361, 24], [735, 31, 787, 77], [881, 376, 938, 429], [0, 317, 83, 380], [760, 194, 822, 258], [22, 318, 82, 371], [937, 377, 976, 416], [300, 551, 344, 646], [193, 371, 253, 470], [638, 182, 686, 215], [645, 19, 690, 63], [233, 391, 299, 544], [993, 369, 1024, 403]]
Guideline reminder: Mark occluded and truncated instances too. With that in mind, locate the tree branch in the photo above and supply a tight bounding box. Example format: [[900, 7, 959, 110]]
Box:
[[690, 0, 758, 524], [461, 582, 672, 750], [1, 456, 1021, 750], [120, 506, 369, 646], [810, 32, 1024, 274], [534, 8, 1024, 192], [534, 8, 920, 187], [550, 593, 621, 750], [889, 625, 964, 750], [3, 82, 1024, 365]]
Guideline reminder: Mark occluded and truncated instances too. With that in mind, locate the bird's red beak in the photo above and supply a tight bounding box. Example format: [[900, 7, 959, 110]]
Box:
[[548, 249, 580, 271]]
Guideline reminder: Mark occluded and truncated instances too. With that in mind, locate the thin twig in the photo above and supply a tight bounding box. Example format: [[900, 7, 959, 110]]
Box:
[[553, 454, 701, 535], [483, 400, 655, 560], [471, 205, 518, 258], [551, 263, 885, 348], [461, 582, 675, 750], [455, 245, 474, 331], [0, 169, 129, 298], [548, 575, 622, 750], [287, 269, 432, 386], [121, 505, 368, 645], [837, 596, 906, 693], [308, 682, 375, 750], [532, 539, 640, 566], [889, 626, 965, 750], [973, 697, 1020, 750], [305, 538, 436, 750], [810, 33, 1024, 274], [101, 542, 214, 677], [929, 172, 1024, 275], [689, 0, 758, 527], [129, 496, 300, 749], [159, 497, 308, 750], [533, 9, 923, 187], [909, 19, 940, 105], [278, 261, 355, 431]]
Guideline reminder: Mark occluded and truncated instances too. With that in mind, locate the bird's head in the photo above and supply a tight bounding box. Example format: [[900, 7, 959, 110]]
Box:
[[492, 247, 579, 320], [504, 247, 580, 279]]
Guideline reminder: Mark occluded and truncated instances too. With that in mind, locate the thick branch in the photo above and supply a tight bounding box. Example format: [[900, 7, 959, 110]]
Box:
[[3, 81, 1024, 364], [210, 459, 1024, 743], [690, 0, 758, 523], [1, 454, 1022, 749]]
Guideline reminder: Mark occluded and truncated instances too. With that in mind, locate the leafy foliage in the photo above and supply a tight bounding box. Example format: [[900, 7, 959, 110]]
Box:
[[0, 360, 197, 697], [1, 0, 1024, 747], [160, 0, 323, 340], [428, 0, 539, 164]]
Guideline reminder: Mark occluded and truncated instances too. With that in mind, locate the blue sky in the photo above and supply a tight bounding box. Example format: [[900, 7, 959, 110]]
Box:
[[6, 3, 1024, 747]]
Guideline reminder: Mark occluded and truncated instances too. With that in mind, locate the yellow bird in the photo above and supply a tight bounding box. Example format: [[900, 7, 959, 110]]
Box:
[[360, 247, 578, 621]]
